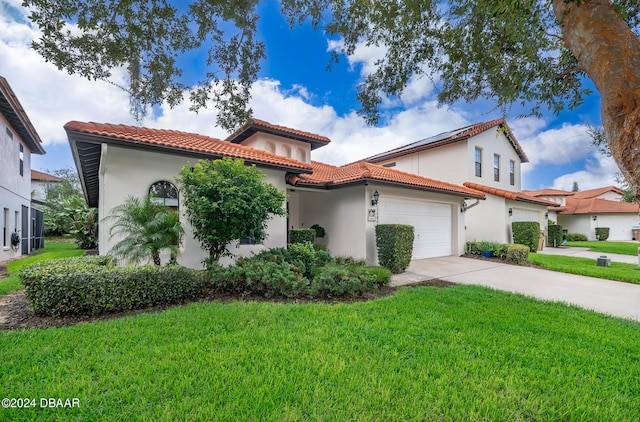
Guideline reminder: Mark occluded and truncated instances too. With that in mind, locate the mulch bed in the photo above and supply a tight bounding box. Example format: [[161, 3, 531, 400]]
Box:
[[0, 278, 454, 331], [462, 253, 544, 269]]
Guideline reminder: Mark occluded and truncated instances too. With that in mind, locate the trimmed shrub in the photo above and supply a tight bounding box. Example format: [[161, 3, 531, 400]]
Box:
[[21, 256, 206, 317], [595, 227, 610, 241], [567, 233, 588, 241], [548, 223, 563, 247], [289, 229, 316, 245], [309, 264, 391, 298], [210, 256, 308, 298], [503, 244, 529, 265], [375, 224, 414, 274], [466, 241, 480, 255], [310, 224, 326, 238], [289, 241, 317, 278], [512, 221, 540, 252]]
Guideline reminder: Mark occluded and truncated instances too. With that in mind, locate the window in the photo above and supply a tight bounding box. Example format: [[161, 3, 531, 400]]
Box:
[[474, 147, 482, 177], [239, 236, 257, 245], [509, 160, 515, 185], [6, 127, 13, 139], [19, 144, 24, 176], [149, 181, 179, 210], [3, 208, 8, 248], [493, 154, 500, 182]]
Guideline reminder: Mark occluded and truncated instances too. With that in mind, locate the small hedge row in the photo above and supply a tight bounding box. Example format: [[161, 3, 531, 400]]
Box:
[[21, 256, 206, 317], [289, 229, 316, 245], [209, 244, 391, 298], [466, 241, 529, 265], [375, 224, 414, 274], [512, 221, 540, 252], [567, 233, 588, 241]]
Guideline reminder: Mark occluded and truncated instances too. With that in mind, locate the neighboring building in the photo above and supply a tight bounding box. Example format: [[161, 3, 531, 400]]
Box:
[[67, 120, 485, 267], [525, 186, 640, 241], [31, 169, 62, 204], [0, 76, 46, 262], [362, 119, 555, 245]]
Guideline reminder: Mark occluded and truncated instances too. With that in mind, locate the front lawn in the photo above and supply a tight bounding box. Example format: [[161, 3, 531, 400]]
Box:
[[2, 285, 640, 420], [0, 238, 84, 296], [529, 253, 640, 284], [567, 241, 640, 256]]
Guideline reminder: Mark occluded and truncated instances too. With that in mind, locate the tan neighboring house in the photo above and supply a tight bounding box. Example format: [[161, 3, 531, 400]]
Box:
[[526, 186, 640, 241], [362, 119, 556, 246], [0, 76, 46, 262], [67, 119, 485, 268]]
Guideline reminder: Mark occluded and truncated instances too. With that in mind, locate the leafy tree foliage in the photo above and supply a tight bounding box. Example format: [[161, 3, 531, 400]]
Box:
[[105, 195, 184, 265], [177, 158, 286, 265], [571, 181, 580, 192], [22, 1, 640, 197]]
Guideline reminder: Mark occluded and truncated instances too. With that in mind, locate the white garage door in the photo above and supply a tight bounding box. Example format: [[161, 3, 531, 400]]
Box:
[[379, 197, 452, 259], [513, 208, 540, 223]]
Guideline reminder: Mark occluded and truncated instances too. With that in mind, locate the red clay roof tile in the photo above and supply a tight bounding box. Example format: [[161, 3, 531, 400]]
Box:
[[64, 121, 312, 171], [559, 197, 640, 214], [463, 182, 558, 206], [31, 169, 62, 182], [288, 161, 486, 198], [571, 186, 625, 199], [226, 118, 330, 149]]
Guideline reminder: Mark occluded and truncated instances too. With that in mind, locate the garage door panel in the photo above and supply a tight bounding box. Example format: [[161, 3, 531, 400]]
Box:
[[379, 198, 452, 259]]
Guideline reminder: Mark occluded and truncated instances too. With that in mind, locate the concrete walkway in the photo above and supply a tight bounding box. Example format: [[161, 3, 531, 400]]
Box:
[[391, 256, 640, 322], [538, 246, 639, 265]]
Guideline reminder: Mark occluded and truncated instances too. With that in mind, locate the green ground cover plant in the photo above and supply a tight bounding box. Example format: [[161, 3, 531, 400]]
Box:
[[1, 286, 639, 420], [566, 241, 640, 256], [0, 238, 84, 296], [528, 254, 640, 284]]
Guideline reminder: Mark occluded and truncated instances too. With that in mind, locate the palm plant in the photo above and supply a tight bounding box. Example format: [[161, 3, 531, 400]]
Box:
[[105, 195, 184, 265]]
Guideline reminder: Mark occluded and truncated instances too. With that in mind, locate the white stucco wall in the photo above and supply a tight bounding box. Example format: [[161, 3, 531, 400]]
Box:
[[238, 132, 311, 163], [465, 194, 508, 243], [557, 215, 592, 240], [595, 191, 623, 201], [558, 213, 640, 241], [0, 114, 32, 262], [466, 128, 523, 191], [99, 144, 288, 268]]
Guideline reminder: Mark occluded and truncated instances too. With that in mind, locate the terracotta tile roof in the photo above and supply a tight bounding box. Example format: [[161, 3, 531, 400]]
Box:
[[31, 169, 62, 182], [64, 121, 312, 171], [571, 186, 625, 199], [226, 118, 330, 150], [363, 119, 528, 163], [287, 161, 486, 198], [0, 76, 45, 155], [463, 182, 558, 206], [559, 197, 640, 214], [523, 188, 573, 197]]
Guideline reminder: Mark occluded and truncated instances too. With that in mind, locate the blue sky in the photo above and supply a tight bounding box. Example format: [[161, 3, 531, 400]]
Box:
[[1, 0, 618, 191]]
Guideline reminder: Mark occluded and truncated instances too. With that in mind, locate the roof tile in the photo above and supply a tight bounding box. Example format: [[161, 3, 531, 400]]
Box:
[[64, 121, 312, 171], [559, 197, 640, 214], [463, 182, 558, 206]]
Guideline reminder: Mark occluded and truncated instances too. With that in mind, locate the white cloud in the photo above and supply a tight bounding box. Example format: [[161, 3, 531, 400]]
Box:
[[551, 155, 622, 191]]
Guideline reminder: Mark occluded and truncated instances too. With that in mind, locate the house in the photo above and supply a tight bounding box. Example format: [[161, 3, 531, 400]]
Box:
[[361, 119, 556, 246], [31, 169, 62, 205], [0, 76, 46, 262], [525, 186, 640, 241], [66, 119, 485, 267]]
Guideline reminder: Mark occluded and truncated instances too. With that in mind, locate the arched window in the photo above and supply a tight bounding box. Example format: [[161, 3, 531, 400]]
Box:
[[282, 144, 292, 158], [149, 181, 179, 210], [265, 141, 276, 154], [297, 147, 306, 162]]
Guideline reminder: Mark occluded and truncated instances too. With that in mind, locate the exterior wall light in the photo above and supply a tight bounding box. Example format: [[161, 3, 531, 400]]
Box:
[[593, 215, 598, 221], [508, 208, 513, 217], [371, 190, 380, 206]]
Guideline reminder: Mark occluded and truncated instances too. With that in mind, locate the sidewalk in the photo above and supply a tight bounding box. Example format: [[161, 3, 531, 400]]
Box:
[[538, 246, 639, 265], [391, 256, 640, 322]]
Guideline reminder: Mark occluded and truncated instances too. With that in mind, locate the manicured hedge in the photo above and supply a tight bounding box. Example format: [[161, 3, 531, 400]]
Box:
[[289, 228, 316, 245], [567, 233, 588, 241], [502, 244, 530, 265], [548, 223, 563, 247], [375, 224, 414, 274], [512, 221, 540, 252], [595, 227, 610, 241], [21, 256, 206, 317]]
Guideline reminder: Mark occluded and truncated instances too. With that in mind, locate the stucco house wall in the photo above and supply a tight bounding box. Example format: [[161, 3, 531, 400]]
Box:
[[238, 132, 310, 164], [466, 128, 522, 191], [99, 144, 288, 268], [465, 194, 508, 243], [0, 114, 33, 261]]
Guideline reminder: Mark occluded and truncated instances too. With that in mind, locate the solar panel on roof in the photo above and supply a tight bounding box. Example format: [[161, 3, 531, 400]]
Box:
[[366, 126, 472, 161]]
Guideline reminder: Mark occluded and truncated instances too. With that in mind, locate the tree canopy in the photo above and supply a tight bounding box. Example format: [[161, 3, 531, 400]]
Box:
[[21, 0, 640, 196]]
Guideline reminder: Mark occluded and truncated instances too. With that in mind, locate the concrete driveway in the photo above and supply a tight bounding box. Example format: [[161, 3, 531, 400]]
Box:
[[391, 256, 640, 322]]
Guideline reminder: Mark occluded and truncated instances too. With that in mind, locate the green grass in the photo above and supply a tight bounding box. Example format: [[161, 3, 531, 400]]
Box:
[[567, 241, 640, 255], [1, 286, 640, 421], [529, 253, 640, 284], [0, 238, 84, 296]]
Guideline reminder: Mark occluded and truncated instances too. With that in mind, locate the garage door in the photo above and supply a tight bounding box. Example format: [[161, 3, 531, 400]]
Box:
[[513, 208, 540, 223], [379, 197, 452, 259]]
